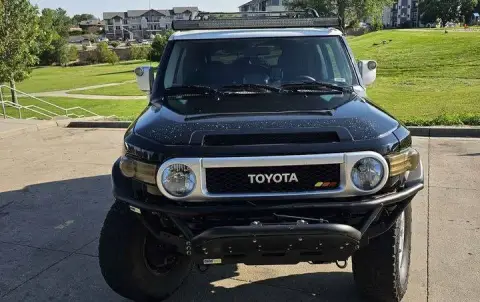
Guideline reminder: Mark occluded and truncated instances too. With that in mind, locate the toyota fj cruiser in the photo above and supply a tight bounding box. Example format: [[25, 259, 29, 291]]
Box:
[[99, 10, 424, 302]]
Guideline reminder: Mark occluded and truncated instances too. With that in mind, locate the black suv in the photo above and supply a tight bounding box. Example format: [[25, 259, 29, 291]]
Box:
[[99, 11, 424, 302]]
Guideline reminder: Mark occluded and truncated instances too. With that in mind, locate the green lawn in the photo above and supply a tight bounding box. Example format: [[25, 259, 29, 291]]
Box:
[[1, 97, 147, 121], [69, 82, 144, 96], [4, 30, 480, 124], [348, 30, 480, 124], [15, 61, 156, 93]]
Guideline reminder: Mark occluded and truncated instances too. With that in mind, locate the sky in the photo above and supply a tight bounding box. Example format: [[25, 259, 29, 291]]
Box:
[[30, 0, 249, 19]]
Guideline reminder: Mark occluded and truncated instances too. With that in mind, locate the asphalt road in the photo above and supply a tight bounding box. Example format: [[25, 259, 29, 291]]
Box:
[[0, 128, 479, 302]]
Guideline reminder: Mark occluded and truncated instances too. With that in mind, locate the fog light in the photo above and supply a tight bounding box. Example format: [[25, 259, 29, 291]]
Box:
[[161, 164, 196, 197], [351, 157, 384, 191]]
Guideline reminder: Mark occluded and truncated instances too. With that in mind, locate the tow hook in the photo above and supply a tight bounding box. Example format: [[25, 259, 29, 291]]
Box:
[[336, 260, 348, 269]]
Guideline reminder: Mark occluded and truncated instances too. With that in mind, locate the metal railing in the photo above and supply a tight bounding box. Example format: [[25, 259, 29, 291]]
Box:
[[0, 85, 101, 120]]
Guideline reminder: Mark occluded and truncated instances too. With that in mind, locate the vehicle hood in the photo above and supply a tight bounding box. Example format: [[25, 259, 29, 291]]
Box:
[[131, 96, 400, 145]]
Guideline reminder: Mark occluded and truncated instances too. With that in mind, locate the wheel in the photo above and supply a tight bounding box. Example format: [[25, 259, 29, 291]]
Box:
[[98, 201, 193, 301], [352, 204, 412, 302]]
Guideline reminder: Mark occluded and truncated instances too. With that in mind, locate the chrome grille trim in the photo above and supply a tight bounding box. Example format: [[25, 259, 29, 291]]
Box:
[[156, 152, 389, 202]]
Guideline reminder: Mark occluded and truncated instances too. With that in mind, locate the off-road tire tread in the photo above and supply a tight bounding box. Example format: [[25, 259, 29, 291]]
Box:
[[352, 204, 412, 302], [99, 201, 192, 302]]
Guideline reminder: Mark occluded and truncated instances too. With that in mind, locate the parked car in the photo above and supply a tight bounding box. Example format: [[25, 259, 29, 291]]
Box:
[[99, 10, 424, 302]]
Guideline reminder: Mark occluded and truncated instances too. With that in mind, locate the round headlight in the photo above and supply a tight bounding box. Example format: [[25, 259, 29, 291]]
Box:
[[161, 164, 196, 197], [351, 157, 384, 191]]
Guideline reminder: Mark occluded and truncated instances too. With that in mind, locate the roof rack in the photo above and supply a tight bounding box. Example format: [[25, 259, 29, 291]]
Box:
[[171, 9, 342, 31]]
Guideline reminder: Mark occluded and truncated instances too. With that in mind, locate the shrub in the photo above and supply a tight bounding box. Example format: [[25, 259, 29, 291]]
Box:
[[96, 41, 112, 62], [69, 30, 83, 36], [372, 21, 384, 31], [82, 44, 88, 51], [130, 45, 151, 60], [106, 51, 120, 65], [110, 41, 120, 48], [85, 51, 99, 64], [68, 45, 78, 62]]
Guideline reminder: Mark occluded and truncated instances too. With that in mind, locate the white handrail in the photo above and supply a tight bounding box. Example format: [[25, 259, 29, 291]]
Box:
[[0, 84, 67, 114], [1, 84, 103, 120], [3, 101, 56, 119]]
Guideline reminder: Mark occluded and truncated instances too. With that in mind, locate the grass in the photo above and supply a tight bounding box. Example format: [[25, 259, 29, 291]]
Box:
[[3, 30, 480, 124], [69, 82, 144, 96], [1, 97, 147, 121], [348, 30, 480, 125], [14, 61, 156, 93]]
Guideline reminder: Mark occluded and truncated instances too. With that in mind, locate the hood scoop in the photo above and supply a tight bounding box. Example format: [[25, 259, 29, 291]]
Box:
[[190, 127, 352, 146], [203, 132, 340, 146]]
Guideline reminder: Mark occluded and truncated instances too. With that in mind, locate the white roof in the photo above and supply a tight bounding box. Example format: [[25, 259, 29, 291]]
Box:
[[170, 28, 343, 41]]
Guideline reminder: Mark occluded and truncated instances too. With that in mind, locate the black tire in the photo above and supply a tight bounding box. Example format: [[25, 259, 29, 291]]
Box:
[[99, 201, 193, 301], [352, 204, 412, 302]]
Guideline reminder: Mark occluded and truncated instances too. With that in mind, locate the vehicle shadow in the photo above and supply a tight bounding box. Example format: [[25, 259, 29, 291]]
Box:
[[0, 175, 364, 301], [169, 264, 364, 301]]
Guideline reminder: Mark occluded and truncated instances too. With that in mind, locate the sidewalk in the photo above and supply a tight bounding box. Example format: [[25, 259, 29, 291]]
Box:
[[0, 119, 59, 139]]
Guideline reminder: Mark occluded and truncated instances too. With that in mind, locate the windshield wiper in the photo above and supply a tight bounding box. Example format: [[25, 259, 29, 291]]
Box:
[[165, 85, 222, 96], [281, 81, 353, 93], [221, 84, 281, 94]]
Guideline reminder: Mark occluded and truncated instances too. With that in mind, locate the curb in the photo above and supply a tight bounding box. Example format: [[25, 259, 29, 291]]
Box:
[[64, 122, 480, 138], [408, 126, 480, 138], [66, 121, 132, 129]]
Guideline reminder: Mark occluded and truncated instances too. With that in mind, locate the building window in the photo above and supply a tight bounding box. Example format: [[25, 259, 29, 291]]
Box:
[[408, 5, 410, 8]]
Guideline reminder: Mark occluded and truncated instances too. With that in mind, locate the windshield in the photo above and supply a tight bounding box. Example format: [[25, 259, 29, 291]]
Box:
[[162, 36, 357, 90], [156, 36, 358, 116]]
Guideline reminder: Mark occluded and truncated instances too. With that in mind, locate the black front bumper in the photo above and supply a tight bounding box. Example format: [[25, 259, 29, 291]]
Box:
[[112, 159, 424, 265], [191, 223, 361, 265]]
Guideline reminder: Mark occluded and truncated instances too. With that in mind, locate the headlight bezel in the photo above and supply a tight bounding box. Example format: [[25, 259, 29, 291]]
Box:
[[350, 157, 385, 192], [160, 164, 197, 197]]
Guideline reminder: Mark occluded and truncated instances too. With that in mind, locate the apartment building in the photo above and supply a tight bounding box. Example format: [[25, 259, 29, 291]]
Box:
[[382, 0, 420, 28], [103, 7, 198, 40], [239, 0, 286, 12]]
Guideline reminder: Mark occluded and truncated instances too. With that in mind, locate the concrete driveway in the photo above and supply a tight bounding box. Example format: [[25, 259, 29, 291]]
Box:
[[0, 127, 479, 302]]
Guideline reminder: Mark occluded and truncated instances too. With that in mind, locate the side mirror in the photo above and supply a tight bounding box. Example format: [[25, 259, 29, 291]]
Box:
[[358, 60, 377, 86], [135, 66, 155, 93]]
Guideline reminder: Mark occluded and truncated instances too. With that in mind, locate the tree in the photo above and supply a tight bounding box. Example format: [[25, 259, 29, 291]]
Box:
[[419, 0, 475, 26], [460, 0, 478, 24], [38, 8, 71, 65], [71, 13, 95, 25], [0, 0, 39, 103], [284, 0, 392, 28], [52, 38, 69, 67], [150, 31, 174, 61]]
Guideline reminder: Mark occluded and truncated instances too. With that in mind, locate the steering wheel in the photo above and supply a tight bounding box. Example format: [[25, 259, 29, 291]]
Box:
[[295, 75, 317, 82]]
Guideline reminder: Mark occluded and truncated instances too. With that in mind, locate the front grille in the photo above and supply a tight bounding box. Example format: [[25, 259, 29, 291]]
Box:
[[206, 164, 340, 194]]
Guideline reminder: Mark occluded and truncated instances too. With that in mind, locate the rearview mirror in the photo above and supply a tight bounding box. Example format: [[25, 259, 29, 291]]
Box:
[[135, 66, 155, 93], [358, 60, 377, 86]]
